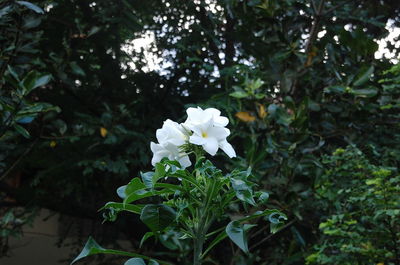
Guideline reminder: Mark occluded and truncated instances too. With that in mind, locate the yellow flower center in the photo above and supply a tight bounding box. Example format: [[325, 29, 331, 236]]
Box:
[[201, 131, 208, 138]]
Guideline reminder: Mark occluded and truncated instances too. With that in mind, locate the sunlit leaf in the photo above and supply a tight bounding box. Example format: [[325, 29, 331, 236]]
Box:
[[235, 111, 256, 122]]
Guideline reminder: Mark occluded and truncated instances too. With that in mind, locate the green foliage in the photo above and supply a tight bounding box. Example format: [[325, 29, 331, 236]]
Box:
[[80, 156, 285, 264], [307, 146, 400, 264], [0, 1, 59, 253]]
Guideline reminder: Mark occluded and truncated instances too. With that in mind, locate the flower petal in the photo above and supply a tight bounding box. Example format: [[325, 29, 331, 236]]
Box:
[[150, 142, 167, 165], [186, 107, 203, 122], [204, 108, 229, 127], [203, 137, 219, 156], [208, 126, 230, 140], [189, 134, 206, 145], [219, 140, 236, 158], [213, 116, 229, 127], [178, 155, 192, 168]]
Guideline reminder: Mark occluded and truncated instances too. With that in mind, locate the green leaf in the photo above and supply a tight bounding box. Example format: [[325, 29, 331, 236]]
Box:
[[152, 163, 166, 187], [16, 115, 35, 124], [141, 171, 155, 188], [269, 212, 288, 233], [123, 189, 155, 205], [350, 87, 378, 98], [124, 258, 159, 265], [22, 71, 52, 94], [7, 65, 19, 81], [353, 66, 374, 86], [16, 1, 44, 14], [140, 232, 154, 248], [225, 221, 256, 253], [88, 26, 101, 37], [125, 178, 146, 196], [71, 237, 170, 265], [117, 185, 127, 199], [291, 226, 306, 247], [201, 229, 227, 258], [230, 178, 256, 206], [140, 204, 176, 232], [257, 191, 269, 203], [13, 124, 30, 138], [125, 258, 146, 265], [32, 74, 52, 89], [0, 5, 13, 17], [229, 91, 248, 99], [70, 61, 86, 76], [324, 85, 346, 94], [22, 15, 41, 29], [101, 202, 144, 215], [307, 99, 321, 111]]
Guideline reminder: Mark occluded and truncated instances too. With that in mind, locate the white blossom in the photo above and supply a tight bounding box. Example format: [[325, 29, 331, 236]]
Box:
[[156, 119, 188, 146], [184, 107, 229, 128], [150, 119, 191, 168], [185, 107, 236, 158], [150, 141, 191, 168], [150, 107, 236, 168]]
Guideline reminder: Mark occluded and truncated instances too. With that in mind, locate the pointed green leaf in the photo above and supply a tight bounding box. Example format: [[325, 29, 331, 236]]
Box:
[[230, 178, 256, 206], [0, 5, 13, 17], [7, 65, 19, 81], [324, 85, 346, 94], [16, 1, 44, 14], [125, 258, 146, 265], [22, 71, 52, 94], [141, 171, 155, 188], [257, 191, 269, 203], [101, 202, 144, 215], [70, 61, 85, 76], [226, 221, 251, 253], [71, 237, 171, 265], [125, 178, 146, 195], [140, 204, 176, 232], [32, 74, 52, 90], [350, 87, 378, 98], [353, 65, 374, 86], [229, 91, 248, 98], [152, 163, 166, 186], [140, 232, 154, 248], [13, 124, 30, 138]]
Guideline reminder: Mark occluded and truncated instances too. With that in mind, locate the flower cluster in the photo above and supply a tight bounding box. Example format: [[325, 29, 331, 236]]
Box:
[[150, 107, 236, 168]]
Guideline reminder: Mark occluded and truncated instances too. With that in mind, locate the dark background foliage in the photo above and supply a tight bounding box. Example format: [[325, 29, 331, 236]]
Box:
[[1, 0, 399, 264]]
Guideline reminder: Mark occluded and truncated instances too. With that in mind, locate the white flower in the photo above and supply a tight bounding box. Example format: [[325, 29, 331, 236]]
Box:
[[156, 119, 188, 146], [150, 107, 236, 167], [150, 141, 191, 168], [184, 107, 229, 128], [150, 119, 191, 168], [185, 107, 236, 158]]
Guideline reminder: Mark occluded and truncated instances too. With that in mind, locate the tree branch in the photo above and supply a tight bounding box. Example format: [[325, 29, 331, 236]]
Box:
[[290, 0, 326, 97], [0, 138, 38, 182], [196, 4, 223, 69], [304, 0, 326, 54]]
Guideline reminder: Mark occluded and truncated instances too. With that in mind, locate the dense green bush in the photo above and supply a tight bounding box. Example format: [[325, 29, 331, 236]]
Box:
[[308, 146, 400, 264]]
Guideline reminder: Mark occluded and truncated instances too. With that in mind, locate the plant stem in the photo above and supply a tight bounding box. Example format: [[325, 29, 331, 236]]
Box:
[[192, 152, 219, 264], [193, 194, 208, 265], [193, 232, 205, 265]]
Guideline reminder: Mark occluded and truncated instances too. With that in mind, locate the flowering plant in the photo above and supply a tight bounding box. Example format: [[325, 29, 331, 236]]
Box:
[[72, 107, 286, 265]]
